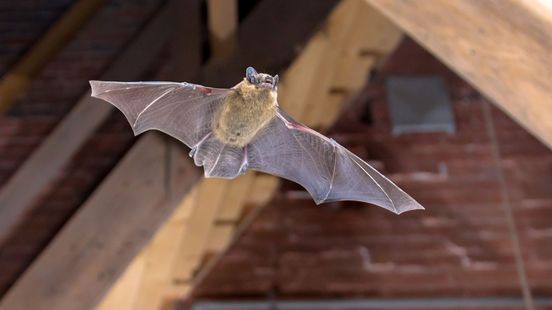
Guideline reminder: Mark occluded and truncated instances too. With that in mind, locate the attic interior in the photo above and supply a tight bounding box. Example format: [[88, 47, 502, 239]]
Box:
[[0, 0, 551, 309]]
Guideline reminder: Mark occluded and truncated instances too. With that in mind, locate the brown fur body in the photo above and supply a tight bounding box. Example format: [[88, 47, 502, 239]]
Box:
[[213, 80, 278, 147]]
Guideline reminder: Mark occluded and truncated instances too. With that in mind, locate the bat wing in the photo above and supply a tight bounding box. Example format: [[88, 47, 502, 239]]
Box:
[[247, 109, 424, 214], [89, 80, 231, 149], [90, 80, 251, 178]]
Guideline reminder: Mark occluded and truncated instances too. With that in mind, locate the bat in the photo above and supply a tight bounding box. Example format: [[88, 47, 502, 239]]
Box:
[[90, 67, 424, 214]]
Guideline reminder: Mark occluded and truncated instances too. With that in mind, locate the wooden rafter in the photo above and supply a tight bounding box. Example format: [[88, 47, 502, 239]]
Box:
[[206, 0, 238, 58], [0, 0, 106, 113], [366, 0, 552, 150], [0, 134, 201, 310], [98, 1, 403, 308]]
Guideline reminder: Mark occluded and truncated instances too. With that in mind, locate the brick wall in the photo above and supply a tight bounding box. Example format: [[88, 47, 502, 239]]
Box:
[[193, 39, 552, 300], [0, 0, 75, 76], [0, 0, 164, 295]]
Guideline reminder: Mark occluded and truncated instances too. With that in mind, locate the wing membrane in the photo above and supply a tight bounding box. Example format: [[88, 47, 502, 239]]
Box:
[[90, 81, 231, 148], [247, 109, 423, 214]]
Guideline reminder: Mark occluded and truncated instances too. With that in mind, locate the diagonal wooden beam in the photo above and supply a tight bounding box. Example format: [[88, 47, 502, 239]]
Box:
[[0, 3, 175, 245], [0, 134, 201, 310], [0, 0, 106, 114], [206, 0, 238, 59], [365, 0, 552, 150]]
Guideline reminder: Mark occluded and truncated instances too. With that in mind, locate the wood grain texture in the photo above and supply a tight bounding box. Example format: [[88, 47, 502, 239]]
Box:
[[0, 134, 201, 310], [298, 0, 402, 127], [366, 0, 552, 149]]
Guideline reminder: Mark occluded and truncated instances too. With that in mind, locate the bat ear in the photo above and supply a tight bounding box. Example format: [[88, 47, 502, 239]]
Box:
[[246, 66, 258, 83], [273, 74, 279, 89]]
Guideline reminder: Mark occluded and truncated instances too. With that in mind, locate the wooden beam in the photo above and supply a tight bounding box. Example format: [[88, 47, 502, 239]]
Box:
[[207, 0, 238, 58], [98, 172, 270, 309], [0, 0, 105, 113], [96, 252, 146, 310], [201, 0, 339, 87], [0, 3, 175, 245], [114, 188, 198, 310], [366, 0, 552, 150], [0, 134, 201, 310]]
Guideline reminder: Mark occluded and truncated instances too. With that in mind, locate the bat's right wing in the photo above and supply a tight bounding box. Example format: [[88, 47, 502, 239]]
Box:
[[90, 81, 231, 149], [247, 109, 423, 214]]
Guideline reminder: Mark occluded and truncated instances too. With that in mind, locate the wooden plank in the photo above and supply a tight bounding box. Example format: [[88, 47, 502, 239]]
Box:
[[0, 134, 201, 310], [96, 252, 147, 310], [98, 187, 197, 310], [0, 3, 175, 245], [201, 0, 339, 87], [366, 0, 552, 150], [128, 188, 198, 310], [244, 174, 281, 207], [215, 172, 256, 222], [205, 224, 235, 253], [0, 0, 105, 113], [302, 0, 362, 126], [201, 171, 256, 254], [207, 0, 238, 58], [317, 1, 402, 127], [171, 178, 231, 284]]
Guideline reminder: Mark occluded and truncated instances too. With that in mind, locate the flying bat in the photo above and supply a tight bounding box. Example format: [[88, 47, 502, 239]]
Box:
[[90, 67, 423, 214]]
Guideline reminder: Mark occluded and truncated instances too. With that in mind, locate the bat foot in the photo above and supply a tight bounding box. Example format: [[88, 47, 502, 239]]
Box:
[[238, 163, 249, 175], [238, 145, 249, 175]]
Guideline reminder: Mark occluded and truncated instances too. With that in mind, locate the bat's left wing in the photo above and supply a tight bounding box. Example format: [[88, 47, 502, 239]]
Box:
[[247, 109, 424, 214]]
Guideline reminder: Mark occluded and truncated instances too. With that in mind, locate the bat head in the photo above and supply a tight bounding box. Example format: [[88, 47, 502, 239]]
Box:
[[245, 66, 279, 90]]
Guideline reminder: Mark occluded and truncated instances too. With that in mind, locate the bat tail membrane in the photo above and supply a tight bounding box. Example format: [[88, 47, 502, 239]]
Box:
[[191, 133, 247, 179]]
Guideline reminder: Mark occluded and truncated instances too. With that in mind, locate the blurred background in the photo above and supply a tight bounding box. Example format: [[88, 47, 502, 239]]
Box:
[[0, 0, 551, 309]]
